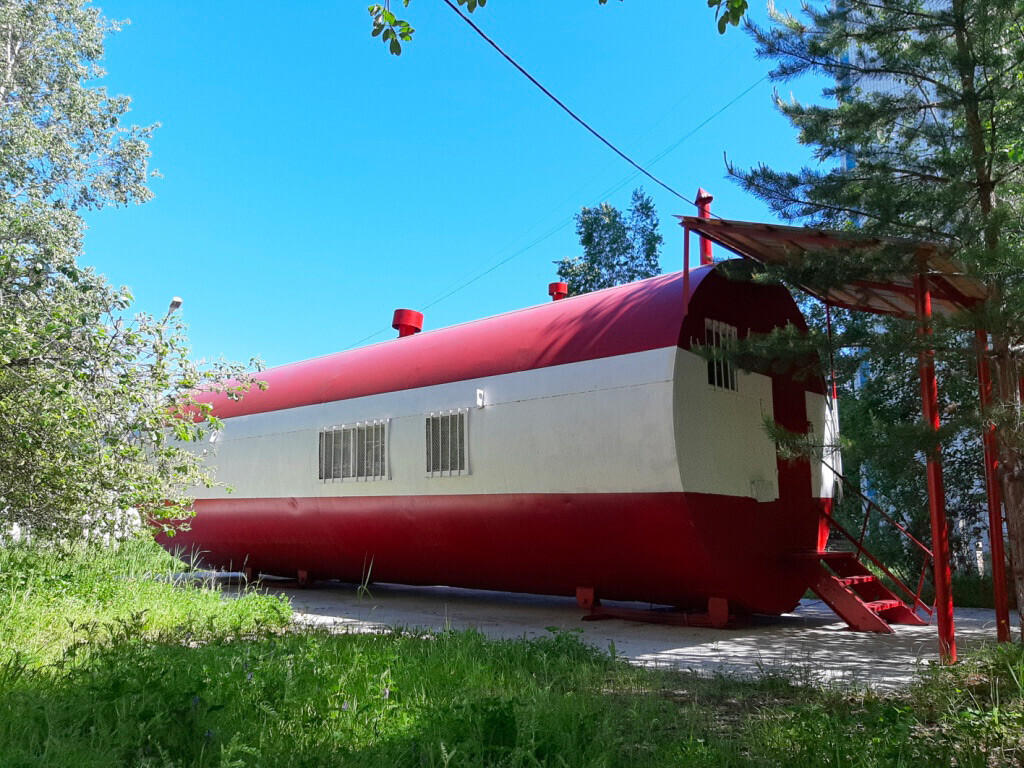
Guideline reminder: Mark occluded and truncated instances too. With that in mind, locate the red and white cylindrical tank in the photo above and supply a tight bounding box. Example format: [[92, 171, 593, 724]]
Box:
[[164, 264, 837, 615]]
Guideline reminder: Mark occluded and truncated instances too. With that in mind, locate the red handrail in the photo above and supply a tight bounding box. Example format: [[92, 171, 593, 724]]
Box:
[[819, 507, 934, 616], [822, 459, 934, 560]]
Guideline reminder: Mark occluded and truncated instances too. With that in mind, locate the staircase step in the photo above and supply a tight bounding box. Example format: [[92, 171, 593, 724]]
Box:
[[786, 550, 858, 561], [807, 569, 893, 634], [864, 599, 903, 613], [793, 534, 928, 630], [837, 575, 876, 587]]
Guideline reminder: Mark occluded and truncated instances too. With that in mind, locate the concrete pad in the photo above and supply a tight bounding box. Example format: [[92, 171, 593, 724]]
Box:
[[229, 577, 1015, 691]]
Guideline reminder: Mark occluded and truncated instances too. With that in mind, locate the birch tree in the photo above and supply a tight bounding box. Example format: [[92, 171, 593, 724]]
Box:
[[0, 0, 257, 540]]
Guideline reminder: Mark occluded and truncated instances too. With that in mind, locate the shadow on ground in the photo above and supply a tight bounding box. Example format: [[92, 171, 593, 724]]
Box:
[[219, 576, 1014, 690]]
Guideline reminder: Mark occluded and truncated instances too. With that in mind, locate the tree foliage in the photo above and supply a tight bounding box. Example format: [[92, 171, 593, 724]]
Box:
[[0, 0, 257, 540], [367, 0, 747, 57], [729, 0, 1024, 624], [555, 188, 663, 296], [812, 308, 986, 577]]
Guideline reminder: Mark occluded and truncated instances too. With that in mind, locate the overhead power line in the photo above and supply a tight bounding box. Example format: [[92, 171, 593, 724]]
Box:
[[343, 7, 769, 350], [412, 38, 749, 310], [341, 67, 767, 351], [441, 0, 699, 208], [342, 218, 569, 351]]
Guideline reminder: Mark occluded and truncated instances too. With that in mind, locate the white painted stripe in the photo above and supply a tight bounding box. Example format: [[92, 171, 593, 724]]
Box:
[[807, 391, 840, 500], [673, 348, 781, 502], [186, 347, 833, 502], [190, 349, 676, 499]]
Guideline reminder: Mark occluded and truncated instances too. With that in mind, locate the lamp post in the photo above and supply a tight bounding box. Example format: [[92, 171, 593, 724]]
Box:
[[165, 297, 183, 321]]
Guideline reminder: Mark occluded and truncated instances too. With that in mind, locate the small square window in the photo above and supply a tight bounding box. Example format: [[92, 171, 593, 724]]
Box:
[[705, 319, 738, 391], [319, 420, 388, 481], [425, 410, 469, 477]]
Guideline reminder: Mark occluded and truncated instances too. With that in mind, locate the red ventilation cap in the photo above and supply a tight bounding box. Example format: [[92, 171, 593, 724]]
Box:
[[392, 308, 424, 338], [548, 282, 569, 301]]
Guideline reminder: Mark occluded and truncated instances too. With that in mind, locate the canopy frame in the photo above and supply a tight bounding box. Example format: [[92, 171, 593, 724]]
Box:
[[678, 215, 1010, 663]]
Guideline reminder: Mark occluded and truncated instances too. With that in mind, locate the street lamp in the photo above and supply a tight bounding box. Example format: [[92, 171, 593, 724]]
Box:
[[163, 297, 183, 323]]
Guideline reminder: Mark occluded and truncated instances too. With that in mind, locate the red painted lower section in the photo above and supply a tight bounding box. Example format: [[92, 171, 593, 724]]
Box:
[[159, 491, 827, 615]]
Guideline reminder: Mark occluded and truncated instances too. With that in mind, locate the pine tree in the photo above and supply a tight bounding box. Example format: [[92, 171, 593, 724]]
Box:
[[555, 188, 663, 296], [820, 310, 987, 579], [731, 0, 1024, 631]]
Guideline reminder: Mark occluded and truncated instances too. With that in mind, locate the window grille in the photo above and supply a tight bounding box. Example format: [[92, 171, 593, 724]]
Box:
[[425, 409, 469, 477], [705, 319, 738, 391], [318, 420, 388, 481]]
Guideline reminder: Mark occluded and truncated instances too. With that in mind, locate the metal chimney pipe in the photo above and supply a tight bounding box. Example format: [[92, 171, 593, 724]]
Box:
[[548, 282, 568, 301], [696, 188, 714, 266], [392, 308, 424, 338]]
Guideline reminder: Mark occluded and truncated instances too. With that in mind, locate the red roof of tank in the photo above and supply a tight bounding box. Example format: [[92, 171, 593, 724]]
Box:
[[201, 267, 714, 419]]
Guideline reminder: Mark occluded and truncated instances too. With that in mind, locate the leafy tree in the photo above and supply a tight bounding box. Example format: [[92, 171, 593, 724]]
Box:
[[729, 0, 1024, 629], [555, 188, 663, 296], [0, 0, 257, 540], [367, 0, 749, 56]]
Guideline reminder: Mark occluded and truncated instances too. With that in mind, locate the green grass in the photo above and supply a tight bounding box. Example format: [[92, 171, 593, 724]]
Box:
[[1, 539, 1022, 767], [0, 538, 291, 668]]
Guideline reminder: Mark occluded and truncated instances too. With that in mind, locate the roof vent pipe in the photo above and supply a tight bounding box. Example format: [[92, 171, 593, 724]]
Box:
[[548, 282, 568, 301], [696, 187, 714, 265], [392, 308, 424, 338]]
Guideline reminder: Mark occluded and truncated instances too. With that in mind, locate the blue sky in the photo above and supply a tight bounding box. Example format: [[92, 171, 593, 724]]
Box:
[[83, 1, 826, 369]]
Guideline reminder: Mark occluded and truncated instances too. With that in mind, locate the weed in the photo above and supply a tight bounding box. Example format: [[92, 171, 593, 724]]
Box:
[[357, 555, 375, 600], [0, 538, 290, 669]]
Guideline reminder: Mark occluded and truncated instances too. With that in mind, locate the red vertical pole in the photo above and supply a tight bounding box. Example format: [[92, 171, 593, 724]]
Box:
[[975, 329, 1012, 642], [683, 226, 691, 309], [915, 273, 956, 664], [696, 188, 714, 265]]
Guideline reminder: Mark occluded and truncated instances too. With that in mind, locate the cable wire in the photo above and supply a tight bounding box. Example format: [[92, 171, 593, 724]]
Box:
[[442, 0, 699, 208], [341, 69, 767, 351], [413, 37, 748, 310], [343, 8, 769, 349], [586, 75, 767, 205], [342, 217, 571, 350]]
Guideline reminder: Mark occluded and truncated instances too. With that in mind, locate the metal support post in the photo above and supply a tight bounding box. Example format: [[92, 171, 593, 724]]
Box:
[[683, 226, 691, 308], [914, 273, 956, 664], [975, 329, 1012, 642], [696, 188, 714, 265]]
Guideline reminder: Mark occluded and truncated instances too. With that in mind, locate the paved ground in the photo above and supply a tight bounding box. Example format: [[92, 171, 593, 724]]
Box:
[[223, 577, 1014, 691]]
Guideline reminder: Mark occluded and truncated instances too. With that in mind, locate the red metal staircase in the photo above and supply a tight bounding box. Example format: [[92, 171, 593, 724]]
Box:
[[789, 550, 926, 633], [790, 468, 934, 633]]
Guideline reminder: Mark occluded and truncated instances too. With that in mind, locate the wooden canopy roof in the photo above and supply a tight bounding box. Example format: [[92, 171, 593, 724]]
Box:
[[676, 216, 988, 319]]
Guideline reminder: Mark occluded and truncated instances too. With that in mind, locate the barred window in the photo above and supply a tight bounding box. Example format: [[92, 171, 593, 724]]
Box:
[[425, 410, 469, 477], [705, 319, 738, 391], [319, 420, 388, 481]]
